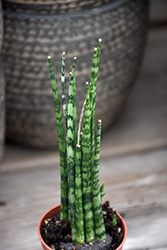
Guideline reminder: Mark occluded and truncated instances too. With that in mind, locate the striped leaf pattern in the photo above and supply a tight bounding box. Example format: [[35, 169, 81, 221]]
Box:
[[75, 144, 85, 244], [92, 120, 106, 240], [47, 56, 68, 220], [71, 58, 78, 157], [48, 39, 106, 245], [90, 39, 102, 106], [89, 39, 102, 175], [61, 52, 67, 133], [82, 82, 95, 243], [77, 99, 86, 145], [67, 70, 76, 241]]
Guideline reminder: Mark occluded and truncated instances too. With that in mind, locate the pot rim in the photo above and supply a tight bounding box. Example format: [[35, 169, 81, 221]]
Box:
[[38, 204, 127, 250]]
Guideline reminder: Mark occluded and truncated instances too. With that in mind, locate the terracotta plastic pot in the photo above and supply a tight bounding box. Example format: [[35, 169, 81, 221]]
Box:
[[38, 204, 127, 250]]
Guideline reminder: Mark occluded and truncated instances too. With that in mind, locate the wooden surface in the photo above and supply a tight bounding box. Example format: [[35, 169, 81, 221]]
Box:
[[0, 149, 167, 250], [0, 26, 167, 250]]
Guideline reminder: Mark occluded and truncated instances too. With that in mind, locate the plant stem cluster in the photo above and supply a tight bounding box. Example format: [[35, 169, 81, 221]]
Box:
[[48, 39, 106, 245]]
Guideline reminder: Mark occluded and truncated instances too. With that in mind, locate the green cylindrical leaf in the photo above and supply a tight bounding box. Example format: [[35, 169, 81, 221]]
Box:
[[89, 39, 102, 178], [61, 52, 68, 133], [67, 57, 77, 241], [67, 72, 76, 241], [48, 56, 68, 220], [92, 120, 106, 240], [77, 99, 86, 145], [82, 82, 95, 243], [71, 57, 78, 155], [75, 144, 85, 244]]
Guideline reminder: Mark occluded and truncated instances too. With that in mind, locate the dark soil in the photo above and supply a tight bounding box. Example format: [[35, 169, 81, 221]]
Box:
[[40, 201, 124, 250]]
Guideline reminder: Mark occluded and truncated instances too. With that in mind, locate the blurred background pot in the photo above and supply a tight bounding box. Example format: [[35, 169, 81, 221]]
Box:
[[2, 0, 149, 148], [0, 59, 4, 162], [0, 1, 5, 161]]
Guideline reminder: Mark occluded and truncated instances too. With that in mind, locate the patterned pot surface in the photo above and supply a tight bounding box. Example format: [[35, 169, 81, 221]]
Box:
[[2, 0, 149, 148]]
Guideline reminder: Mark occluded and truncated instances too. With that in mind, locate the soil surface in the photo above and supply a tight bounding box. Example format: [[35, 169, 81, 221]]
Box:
[[40, 201, 124, 250]]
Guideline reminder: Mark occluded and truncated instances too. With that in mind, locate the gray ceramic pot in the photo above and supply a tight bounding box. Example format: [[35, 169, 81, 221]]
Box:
[[0, 1, 5, 161], [2, 0, 149, 148]]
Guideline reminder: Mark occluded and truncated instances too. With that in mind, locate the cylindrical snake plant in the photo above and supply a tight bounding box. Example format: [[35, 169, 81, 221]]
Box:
[[48, 39, 106, 244]]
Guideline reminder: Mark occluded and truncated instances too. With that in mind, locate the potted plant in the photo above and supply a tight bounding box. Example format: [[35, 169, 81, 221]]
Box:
[[38, 39, 127, 250]]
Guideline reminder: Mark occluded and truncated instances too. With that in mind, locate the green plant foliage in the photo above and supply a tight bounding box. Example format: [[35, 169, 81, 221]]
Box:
[[82, 82, 95, 243], [61, 52, 67, 133], [100, 183, 106, 201], [48, 56, 68, 221], [112, 215, 117, 226], [75, 144, 85, 243], [48, 39, 106, 244]]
